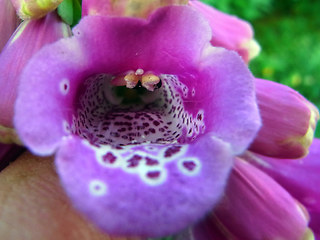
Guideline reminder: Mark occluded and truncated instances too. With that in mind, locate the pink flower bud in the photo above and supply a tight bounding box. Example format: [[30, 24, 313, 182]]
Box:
[[193, 158, 313, 240], [10, 0, 63, 19], [189, 0, 260, 63], [0, 0, 20, 52], [250, 79, 319, 158], [0, 12, 71, 143], [82, 0, 188, 18]]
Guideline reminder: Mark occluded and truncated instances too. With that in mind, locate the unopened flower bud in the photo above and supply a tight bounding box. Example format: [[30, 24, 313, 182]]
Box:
[[10, 0, 63, 19], [189, 0, 260, 63], [82, 0, 188, 18], [0, 12, 71, 144], [250, 79, 319, 158]]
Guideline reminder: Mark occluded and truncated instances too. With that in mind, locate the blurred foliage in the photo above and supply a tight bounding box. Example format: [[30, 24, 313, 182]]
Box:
[[201, 0, 320, 137]]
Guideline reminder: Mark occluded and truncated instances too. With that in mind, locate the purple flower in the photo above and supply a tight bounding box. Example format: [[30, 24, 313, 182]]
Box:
[[189, 0, 260, 63], [0, 0, 20, 53], [10, 0, 63, 19], [250, 78, 319, 158], [0, 12, 71, 144], [14, 5, 261, 237], [189, 138, 320, 239]]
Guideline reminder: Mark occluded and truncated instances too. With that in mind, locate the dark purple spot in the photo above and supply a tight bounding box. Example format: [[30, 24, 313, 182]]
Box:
[[164, 146, 182, 158], [102, 152, 117, 164], [146, 157, 159, 166], [147, 171, 161, 179], [183, 161, 197, 171], [127, 155, 143, 167], [153, 121, 160, 126], [149, 128, 156, 134]]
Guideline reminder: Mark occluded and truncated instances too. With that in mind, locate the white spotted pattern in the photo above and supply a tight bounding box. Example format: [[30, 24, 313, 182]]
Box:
[[83, 140, 199, 186], [89, 179, 108, 196]]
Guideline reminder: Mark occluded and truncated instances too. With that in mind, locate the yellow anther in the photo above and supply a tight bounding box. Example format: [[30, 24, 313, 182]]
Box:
[[124, 72, 140, 88], [141, 73, 160, 91]]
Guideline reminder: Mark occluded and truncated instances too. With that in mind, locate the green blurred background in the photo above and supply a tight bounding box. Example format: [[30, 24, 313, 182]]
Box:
[[201, 0, 320, 137]]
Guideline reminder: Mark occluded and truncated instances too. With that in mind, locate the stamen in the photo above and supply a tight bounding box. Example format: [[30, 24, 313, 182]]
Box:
[[141, 73, 160, 91], [110, 75, 127, 86], [124, 71, 140, 88]]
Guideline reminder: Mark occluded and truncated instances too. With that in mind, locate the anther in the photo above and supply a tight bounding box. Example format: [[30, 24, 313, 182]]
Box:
[[141, 73, 160, 91], [124, 71, 141, 88]]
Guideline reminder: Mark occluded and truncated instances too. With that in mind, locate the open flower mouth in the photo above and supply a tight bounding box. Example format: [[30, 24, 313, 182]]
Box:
[[69, 71, 205, 148], [14, 6, 261, 237]]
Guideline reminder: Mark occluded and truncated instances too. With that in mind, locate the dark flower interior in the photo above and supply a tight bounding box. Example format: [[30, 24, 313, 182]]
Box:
[[68, 71, 206, 147]]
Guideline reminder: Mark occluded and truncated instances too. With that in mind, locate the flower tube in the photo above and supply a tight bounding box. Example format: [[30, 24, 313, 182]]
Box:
[[10, 0, 64, 19], [14, 6, 261, 237], [0, 0, 20, 53], [189, 0, 260, 63], [0, 12, 71, 144], [192, 158, 312, 240], [244, 138, 320, 238], [250, 78, 319, 159], [82, 0, 188, 18]]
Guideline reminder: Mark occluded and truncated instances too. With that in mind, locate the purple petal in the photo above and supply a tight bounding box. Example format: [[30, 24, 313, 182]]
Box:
[[82, 0, 188, 17], [193, 158, 311, 240], [250, 78, 319, 158], [10, 0, 63, 19], [0, 0, 19, 53], [0, 12, 71, 132], [189, 0, 260, 63], [15, 6, 260, 156], [196, 48, 261, 154], [244, 138, 320, 236], [55, 134, 233, 237]]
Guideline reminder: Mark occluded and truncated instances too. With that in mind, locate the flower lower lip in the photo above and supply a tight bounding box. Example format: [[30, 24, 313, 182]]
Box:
[[67, 72, 206, 147]]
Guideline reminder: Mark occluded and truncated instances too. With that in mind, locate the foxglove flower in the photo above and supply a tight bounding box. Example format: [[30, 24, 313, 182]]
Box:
[[10, 0, 63, 19], [250, 78, 319, 158], [0, 0, 20, 53], [189, 0, 260, 63], [0, 12, 71, 144], [14, 6, 261, 237], [192, 158, 313, 240], [245, 138, 320, 238], [82, 0, 188, 18]]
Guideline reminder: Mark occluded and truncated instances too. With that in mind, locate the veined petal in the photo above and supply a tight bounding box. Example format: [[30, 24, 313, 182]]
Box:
[[0, 12, 71, 143], [0, 0, 20, 53], [197, 48, 261, 154], [250, 78, 319, 158], [193, 158, 312, 240], [244, 138, 320, 237], [189, 0, 260, 63], [55, 134, 233, 237], [10, 0, 63, 19], [82, 0, 188, 18]]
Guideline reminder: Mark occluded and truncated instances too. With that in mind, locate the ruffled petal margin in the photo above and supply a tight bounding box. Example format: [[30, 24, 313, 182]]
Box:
[[55, 133, 233, 237]]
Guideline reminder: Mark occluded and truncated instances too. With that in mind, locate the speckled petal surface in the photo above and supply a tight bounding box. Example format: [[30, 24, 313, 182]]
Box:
[[55, 134, 233, 237]]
